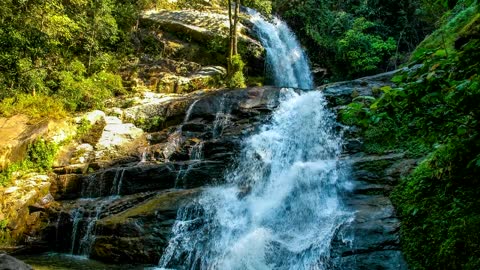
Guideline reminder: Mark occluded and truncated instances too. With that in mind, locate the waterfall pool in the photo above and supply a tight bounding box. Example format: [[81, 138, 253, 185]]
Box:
[[17, 253, 152, 270]]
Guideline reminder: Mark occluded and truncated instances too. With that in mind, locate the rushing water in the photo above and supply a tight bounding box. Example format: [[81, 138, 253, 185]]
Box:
[[247, 9, 313, 90], [158, 9, 353, 270]]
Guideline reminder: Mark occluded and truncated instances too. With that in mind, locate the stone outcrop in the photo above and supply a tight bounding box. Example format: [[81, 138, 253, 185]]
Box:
[[0, 254, 32, 270], [318, 68, 408, 108], [318, 70, 415, 269], [330, 153, 416, 270], [34, 86, 284, 264], [91, 189, 201, 263], [0, 116, 75, 170], [94, 116, 144, 160], [121, 9, 265, 94], [0, 173, 53, 251]]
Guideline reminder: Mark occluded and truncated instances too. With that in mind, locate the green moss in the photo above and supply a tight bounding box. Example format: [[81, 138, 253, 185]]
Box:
[[227, 55, 246, 89], [246, 76, 265, 87], [411, 2, 479, 61], [135, 115, 165, 132], [101, 190, 199, 225], [26, 139, 58, 171], [392, 142, 480, 269]]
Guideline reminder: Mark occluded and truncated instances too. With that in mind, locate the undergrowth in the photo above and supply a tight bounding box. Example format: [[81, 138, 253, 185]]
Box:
[[338, 2, 480, 268], [0, 139, 58, 187]]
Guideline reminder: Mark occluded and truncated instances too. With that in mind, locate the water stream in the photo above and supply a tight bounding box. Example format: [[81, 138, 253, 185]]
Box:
[[158, 9, 353, 270], [247, 8, 313, 90]]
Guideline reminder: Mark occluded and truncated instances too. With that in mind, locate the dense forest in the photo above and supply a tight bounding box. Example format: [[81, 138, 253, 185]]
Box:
[[0, 0, 452, 119], [0, 0, 479, 269]]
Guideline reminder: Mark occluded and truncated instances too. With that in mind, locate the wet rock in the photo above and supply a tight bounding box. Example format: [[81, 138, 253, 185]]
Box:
[[50, 174, 84, 200], [90, 189, 201, 264], [0, 254, 32, 270], [334, 250, 408, 270], [175, 160, 227, 188], [318, 69, 407, 107], [330, 152, 413, 269]]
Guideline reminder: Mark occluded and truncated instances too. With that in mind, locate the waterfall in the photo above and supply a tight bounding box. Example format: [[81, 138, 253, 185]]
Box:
[[158, 9, 353, 270], [247, 9, 313, 89]]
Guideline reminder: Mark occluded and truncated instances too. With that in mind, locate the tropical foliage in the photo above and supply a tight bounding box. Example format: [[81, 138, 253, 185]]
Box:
[[272, 0, 440, 81], [339, 1, 480, 268]]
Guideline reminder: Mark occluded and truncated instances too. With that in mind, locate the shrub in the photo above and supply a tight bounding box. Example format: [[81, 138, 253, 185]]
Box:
[[26, 139, 59, 171], [56, 69, 123, 111], [0, 93, 67, 120], [227, 55, 246, 88], [337, 17, 397, 76]]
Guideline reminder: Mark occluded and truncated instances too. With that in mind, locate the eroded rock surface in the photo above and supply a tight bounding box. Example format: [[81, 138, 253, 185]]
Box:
[[2, 73, 413, 269], [330, 153, 415, 270], [120, 9, 265, 94], [37, 86, 284, 264], [320, 70, 414, 269]]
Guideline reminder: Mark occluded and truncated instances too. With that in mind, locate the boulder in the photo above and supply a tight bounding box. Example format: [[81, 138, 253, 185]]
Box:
[[140, 9, 265, 75], [0, 174, 52, 249], [0, 116, 74, 170], [90, 189, 201, 264], [95, 117, 145, 160], [0, 254, 32, 270]]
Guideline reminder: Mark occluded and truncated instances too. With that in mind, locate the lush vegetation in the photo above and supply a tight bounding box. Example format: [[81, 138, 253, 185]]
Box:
[[271, 0, 446, 81], [1, 0, 479, 267], [339, 1, 480, 268], [0, 139, 59, 187], [0, 0, 140, 119]]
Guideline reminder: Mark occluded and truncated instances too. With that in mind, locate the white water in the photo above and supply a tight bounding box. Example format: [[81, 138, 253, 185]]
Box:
[[158, 10, 352, 270], [248, 9, 313, 90], [163, 100, 200, 161]]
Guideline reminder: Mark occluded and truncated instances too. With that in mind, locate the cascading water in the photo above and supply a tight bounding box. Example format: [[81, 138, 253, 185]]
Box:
[[158, 9, 353, 270], [247, 9, 313, 90]]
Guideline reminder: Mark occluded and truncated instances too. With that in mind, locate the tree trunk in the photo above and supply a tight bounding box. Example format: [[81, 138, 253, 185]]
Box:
[[228, 0, 233, 74], [233, 0, 240, 56]]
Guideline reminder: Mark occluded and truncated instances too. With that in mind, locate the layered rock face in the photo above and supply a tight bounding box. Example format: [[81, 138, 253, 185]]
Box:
[[1, 75, 413, 270], [42, 86, 283, 264], [43, 73, 411, 269], [319, 71, 412, 270]]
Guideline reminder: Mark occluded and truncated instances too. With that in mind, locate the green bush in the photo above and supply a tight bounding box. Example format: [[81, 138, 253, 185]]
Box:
[[56, 68, 123, 111], [244, 0, 273, 15], [0, 93, 67, 120], [0, 138, 59, 186], [135, 115, 165, 132], [227, 55, 246, 88], [338, 18, 397, 76], [26, 139, 59, 172]]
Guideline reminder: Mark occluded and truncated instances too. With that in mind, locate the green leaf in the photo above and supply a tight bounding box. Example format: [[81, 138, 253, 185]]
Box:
[[457, 126, 467, 135], [380, 86, 392, 93], [391, 75, 404, 83]]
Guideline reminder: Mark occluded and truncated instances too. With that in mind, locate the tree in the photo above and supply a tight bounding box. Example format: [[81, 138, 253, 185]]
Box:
[[227, 0, 240, 62], [226, 0, 245, 88]]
